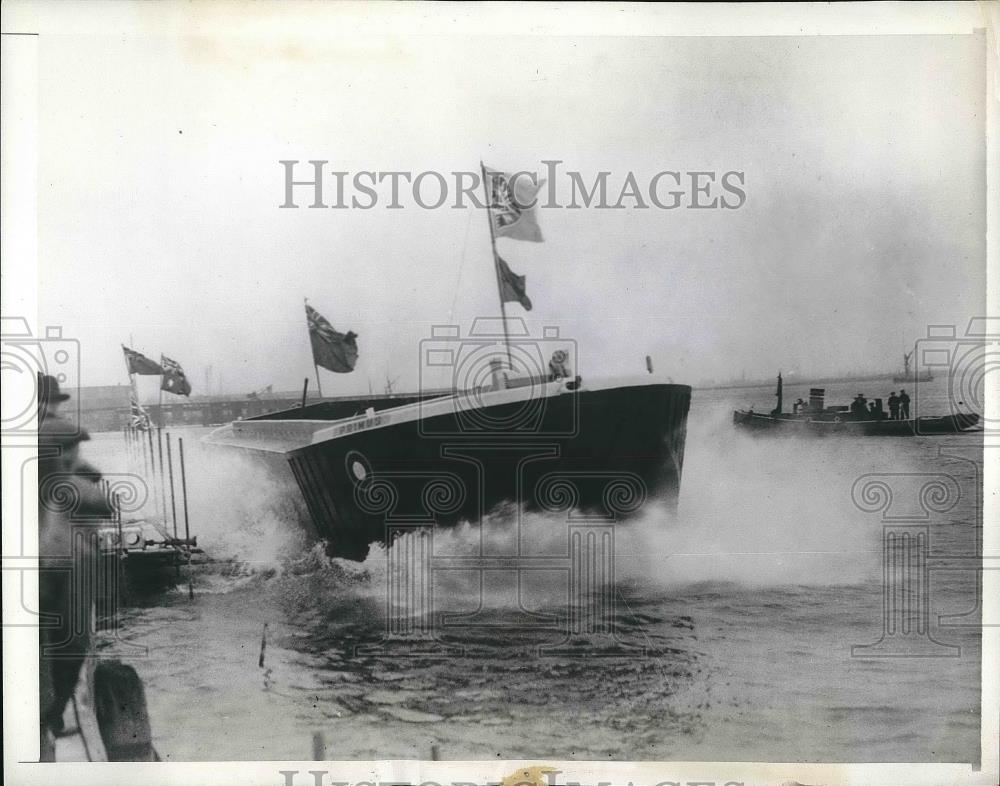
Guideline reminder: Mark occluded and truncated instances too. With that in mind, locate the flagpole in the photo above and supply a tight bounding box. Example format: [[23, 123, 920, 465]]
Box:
[[157, 356, 164, 428], [314, 362, 324, 399], [122, 344, 139, 425], [480, 161, 513, 369], [305, 297, 324, 398]]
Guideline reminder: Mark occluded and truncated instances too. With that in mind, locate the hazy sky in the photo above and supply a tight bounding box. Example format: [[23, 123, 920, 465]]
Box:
[[35, 28, 987, 394]]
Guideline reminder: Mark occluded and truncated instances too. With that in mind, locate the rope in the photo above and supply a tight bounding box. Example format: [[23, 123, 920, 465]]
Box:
[[448, 209, 474, 323]]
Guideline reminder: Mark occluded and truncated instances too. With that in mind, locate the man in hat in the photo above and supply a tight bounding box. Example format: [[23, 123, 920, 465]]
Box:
[[37, 401, 113, 759], [898, 388, 911, 420], [38, 372, 71, 426], [888, 391, 900, 420]]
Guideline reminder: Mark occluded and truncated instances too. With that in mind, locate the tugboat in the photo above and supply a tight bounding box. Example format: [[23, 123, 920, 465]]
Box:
[[733, 373, 978, 437]]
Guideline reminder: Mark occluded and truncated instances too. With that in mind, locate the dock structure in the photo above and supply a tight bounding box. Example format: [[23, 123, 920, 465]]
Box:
[[83, 388, 443, 431], [104, 427, 203, 604]]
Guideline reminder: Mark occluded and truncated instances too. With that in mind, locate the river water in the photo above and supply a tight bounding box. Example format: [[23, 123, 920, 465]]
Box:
[[86, 376, 982, 763]]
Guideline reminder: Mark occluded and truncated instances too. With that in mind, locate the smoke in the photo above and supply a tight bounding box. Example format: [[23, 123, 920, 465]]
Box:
[[615, 405, 891, 587]]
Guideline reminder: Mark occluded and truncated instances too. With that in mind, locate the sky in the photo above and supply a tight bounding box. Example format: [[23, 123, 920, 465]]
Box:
[[34, 27, 988, 396]]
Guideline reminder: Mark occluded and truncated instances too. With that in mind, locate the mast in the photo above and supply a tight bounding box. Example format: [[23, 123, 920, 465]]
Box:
[[479, 161, 513, 368], [772, 371, 783, 416], [305, 297, 324, 398]]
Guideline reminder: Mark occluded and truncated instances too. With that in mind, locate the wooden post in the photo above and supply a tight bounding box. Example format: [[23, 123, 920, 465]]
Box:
[[312, 732, 326, 761], [300, 377, 309, 409], [178, 437, 192, 550], [146, 427, 156, 511], [166, 433, 179, 540], [156, 427, 167, 524], [258, 623, 268, 668]]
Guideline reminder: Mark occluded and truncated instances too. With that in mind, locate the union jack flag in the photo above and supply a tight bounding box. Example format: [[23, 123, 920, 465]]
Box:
[[486, 168, 545, 243], [130, 394, 151, 430], [160, 355, 192, 396]]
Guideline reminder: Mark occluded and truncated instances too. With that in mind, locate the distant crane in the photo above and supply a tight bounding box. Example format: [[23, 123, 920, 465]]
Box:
[[246, 384, 273, 400]]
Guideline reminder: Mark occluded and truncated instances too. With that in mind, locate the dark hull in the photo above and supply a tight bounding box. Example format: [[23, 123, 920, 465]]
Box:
[[255, 383, 689, 560], [733, 409, 979, 436]]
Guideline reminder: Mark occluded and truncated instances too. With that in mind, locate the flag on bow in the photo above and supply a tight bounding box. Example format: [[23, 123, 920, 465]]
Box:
[[485, 168, 545, 243], [129, 393, 151, 430], [122, 345, 163, 376], [160, 355, 192, 396], [306, 302, 358, 373], [496, 255, 532, 311]]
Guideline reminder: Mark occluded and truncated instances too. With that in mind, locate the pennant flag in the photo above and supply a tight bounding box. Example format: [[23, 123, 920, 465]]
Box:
[[486, 168, 545, 243], [160, 355, 192, 396], [122, 345, 163, 376], [496, 255, 532, 311], [306, 303, 358, 373], [129, 394, 151, 430]]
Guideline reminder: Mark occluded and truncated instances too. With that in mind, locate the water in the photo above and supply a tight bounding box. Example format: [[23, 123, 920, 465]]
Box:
[[88, 377, 982, 762]]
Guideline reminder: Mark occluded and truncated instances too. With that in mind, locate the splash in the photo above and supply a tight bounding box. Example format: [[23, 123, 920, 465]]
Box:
[[352, 405, 895, 598], [177, 435, 309, 568], [617, 406, 900, 587]]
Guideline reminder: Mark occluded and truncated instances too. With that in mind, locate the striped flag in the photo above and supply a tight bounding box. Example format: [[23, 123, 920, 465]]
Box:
[[306, 303, 358, 373]]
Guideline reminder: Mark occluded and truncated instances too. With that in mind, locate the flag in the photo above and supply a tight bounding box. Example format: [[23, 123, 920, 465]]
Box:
[[496, 255, 532, 311], [122, 345, 163, 375], [160, 355, 192, 396], [486, 168, 545, 243], [129, 394, 151, 430], [306, 303, 358, 373]]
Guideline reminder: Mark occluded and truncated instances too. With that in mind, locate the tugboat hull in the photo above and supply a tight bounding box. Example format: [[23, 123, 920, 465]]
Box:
[[732, 409, 979, 436]]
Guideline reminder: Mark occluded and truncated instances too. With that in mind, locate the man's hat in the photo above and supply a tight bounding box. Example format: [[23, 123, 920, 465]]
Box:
[[38, 373, 71, 404]]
